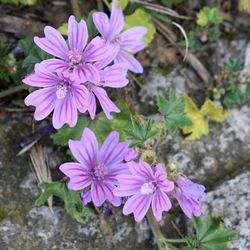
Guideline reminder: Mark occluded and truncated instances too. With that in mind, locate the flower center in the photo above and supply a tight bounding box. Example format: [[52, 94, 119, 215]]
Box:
[[68, 50, 83, 66], [92, 163, 108, 181], [56, 85, 68, 99], [110, 35, 121, 44], [140, 182, 155, 195], [56, 80, 72, 99]]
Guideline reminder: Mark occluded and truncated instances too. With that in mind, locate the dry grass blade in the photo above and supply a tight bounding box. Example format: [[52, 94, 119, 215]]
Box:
[[171, 21, 189, 61], [30, 144, 53, 212], [153, 18, 212, 87]]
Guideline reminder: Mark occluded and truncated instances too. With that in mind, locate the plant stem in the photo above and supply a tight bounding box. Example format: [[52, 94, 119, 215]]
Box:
[[146, 210, 173, 250], [102, 0, 109, 8], [70, 0, 82, 20], [97, 0, 104, 11], [0, 84, 28, 99]]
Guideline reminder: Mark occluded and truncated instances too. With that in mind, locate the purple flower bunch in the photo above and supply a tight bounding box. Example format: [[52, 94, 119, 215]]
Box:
[[22, 0, 147, 129], [60, 128, 207, 222]]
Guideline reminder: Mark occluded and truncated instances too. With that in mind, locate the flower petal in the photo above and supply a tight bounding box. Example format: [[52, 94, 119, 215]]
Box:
[[23, 64, 59, 87], [84, 36, 114, 62], [152, 190, 172, 221], [110, 0, 124, 37], [40, 59, 69, 72], [91, 86, 120, 119], [100, 63, 128, 88], [123, 194, 151, 222], [68, 128, 98, 168], [102, 183, 121, 207], [59, 162, 89, 177], [24, 87, 57, 120], [120, 27, 147, 53], [80, 190, 92, 205], [72, 84, 89, 113], [34, 26, 68, 59], [52, 94, 78, 129], [115, 50, 143, 73], [81, 64, 100, 84], [99, 130, 130, 166], [128, 160, 154, 179], [68, 15, 88, 53], [113, 174, 143, 197], [93, 12, 110, 38], [87, 91, 97, 120], [91, 182, 106, 206]]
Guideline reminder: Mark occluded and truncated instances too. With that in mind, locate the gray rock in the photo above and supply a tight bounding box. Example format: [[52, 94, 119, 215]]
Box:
[[203, 171, 250, 250], [157, 103, 250, 188]]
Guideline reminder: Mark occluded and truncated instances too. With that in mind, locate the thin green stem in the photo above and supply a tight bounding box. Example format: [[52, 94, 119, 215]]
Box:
[[146, 210, 172, 250], [97, 0, 104, 11], [0, 84, 28, 99], [102, 0, 109, 8], [165, 238, 186, 244], [70, 0, 82, 20]]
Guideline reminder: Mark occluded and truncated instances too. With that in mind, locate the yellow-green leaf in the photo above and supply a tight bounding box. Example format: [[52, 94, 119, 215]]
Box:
[[182, 94, 229, 140], [109, 0, 128, 9], [124, 8, 156, 45], [200, 99, 230, 122], [58, 23, 68, 36], [239, 0, 250, 13], [182, 94, 208, 140], [19, 0, 37, 5]]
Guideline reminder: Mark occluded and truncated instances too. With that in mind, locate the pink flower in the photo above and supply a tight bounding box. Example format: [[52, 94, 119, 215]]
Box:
[[93, 0, 147, 73], [60, 128, 131, 207], [35, 15, 113, 83], [114, 161, 174, 222], [124, 149, 138, 162], [87, 62, 129, 120], [172, 176, 207, 218], [23, 63, 88, 129]]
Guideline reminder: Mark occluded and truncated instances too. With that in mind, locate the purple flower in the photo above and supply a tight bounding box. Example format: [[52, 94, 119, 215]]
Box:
[[93, 0, 147, 73], [173, 176, 207, 219], [60, 128, 131, 207], [87, 62, 129, 119], [124, 149, 138, 162], [35, 15, 112, 83], [114, 161, 174, 222], [23, 63, 88, 129]]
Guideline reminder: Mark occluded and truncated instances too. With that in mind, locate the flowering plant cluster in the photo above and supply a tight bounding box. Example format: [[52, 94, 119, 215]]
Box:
[[60, 128, 206, 222], [23, 0, 146, 129], [21, 0, 211, 247]]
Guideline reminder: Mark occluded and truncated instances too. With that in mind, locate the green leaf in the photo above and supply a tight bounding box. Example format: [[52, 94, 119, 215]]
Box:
[[23, 45, 52, 73], [124, 8, 156, 45], [160, 0, 184, 6], [0, 0, 37, 5], [19, 0, 37, 5], [36, 182, 90, 223], [0, 41, 9, 58], [186, 30, 202, 53], [191, 215, 237, 250], [225, 58, 243, 73], [52, 101, 131, 146], [157, 89, 192, 136], [124, 116, 158, 147], [208, 27, 221, 42], [197, 7, 222, 27]]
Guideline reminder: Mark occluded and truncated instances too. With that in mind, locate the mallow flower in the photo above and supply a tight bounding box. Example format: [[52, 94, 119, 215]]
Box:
[[93, 0, 148, 73], [172, 176, 207, 218], [60, 128, 131, 207], [114, 161, 174, 222], [35, 15, 112, 83], [87, 60, 129, 120], [23, 63, 88, 129]]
